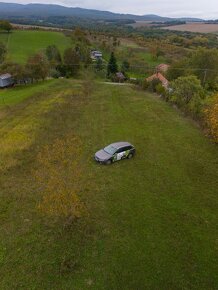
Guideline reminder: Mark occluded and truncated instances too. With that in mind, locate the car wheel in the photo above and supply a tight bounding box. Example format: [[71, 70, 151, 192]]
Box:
[[106, 159, 112, 165], [127, 153, 133, 159]]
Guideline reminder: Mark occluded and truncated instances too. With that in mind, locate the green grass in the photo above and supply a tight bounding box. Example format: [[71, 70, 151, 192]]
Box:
[[0, 80, 217, 289], [0, 30, 72, 63], [0, 80, 58, 106], [137, 51, 165, 66], [0, 32, 9, 46]]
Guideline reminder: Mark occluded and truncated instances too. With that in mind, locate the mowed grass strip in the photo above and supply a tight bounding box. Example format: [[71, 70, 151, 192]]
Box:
[[0, 79, 58, 106], [0, 81, 217, 290], [0, 30, 72, 63]]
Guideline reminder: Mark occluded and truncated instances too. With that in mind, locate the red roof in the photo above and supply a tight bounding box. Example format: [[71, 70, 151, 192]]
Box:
[[146, 72, 169, 88], [156, 63, 170, 72]]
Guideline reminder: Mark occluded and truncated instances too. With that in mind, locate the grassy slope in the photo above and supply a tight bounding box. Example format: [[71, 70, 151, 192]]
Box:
[[0, 80, 217, 289], [0, 80, 58, 106], [0, 30, 72, 63], [117, 39, 166, 79]]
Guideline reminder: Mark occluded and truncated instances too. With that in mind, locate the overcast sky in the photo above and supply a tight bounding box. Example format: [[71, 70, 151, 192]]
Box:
[[1, 0, 218, 19]]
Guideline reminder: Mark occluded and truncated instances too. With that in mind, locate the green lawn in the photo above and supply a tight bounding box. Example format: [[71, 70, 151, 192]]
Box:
[[0, 80, 58, 106], [0, 30, 72, 63], [0, 80, 217, 289]]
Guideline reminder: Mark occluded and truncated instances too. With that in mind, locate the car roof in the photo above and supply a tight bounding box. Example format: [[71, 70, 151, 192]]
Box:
[[110, 142, 133, 149]]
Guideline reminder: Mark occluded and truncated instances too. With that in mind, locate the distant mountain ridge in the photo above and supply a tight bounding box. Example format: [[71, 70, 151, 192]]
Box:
[[0, 2, 205, 22]]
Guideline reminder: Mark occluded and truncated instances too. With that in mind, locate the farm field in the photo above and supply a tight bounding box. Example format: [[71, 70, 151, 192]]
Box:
[[0, 30, 72, 63], [129, 21, 153, 28], [162, 22, 218, 34], [0, 79, 217, 289]]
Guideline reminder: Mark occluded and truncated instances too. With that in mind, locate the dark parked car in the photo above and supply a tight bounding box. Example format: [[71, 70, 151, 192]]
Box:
[[94, 142, 135, 165]]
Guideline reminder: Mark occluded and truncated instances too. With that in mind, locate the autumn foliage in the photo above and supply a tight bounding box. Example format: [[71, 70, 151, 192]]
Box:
[[34, 135, 86, 223], [204, 94, 218, 143]]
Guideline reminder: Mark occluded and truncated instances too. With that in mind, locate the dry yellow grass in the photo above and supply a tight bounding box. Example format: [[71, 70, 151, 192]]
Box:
[[162, 22, 218, 34]]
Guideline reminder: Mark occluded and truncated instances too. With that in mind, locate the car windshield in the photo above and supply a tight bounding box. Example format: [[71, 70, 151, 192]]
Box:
[[104, 145, 117, 155]]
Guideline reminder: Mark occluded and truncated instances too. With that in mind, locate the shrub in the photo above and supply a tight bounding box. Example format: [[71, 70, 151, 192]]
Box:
[[148, 78, 162, 92], [155, 83, 166, 97], [170, 75, 205, 116], [204, 94, 218, 143]]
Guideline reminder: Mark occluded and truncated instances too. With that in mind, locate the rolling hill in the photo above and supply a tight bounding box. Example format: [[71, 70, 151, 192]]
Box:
[[0, 2, 204, 22]]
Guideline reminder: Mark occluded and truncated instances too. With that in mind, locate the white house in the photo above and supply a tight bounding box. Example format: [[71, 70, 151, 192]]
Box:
[[90, 50, 103, 60]]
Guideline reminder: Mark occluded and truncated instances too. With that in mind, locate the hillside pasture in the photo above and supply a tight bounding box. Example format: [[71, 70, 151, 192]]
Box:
[[0, 79, 217, 289], [162, 22, 218, 34], [0, 30, 72, 63], [0, 80, 58, 106], [113, 38, 166, 78]]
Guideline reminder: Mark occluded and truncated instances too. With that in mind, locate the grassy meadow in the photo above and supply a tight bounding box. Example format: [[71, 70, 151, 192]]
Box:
[[0, 80, 58, 106], [0, 30, 72, 63], [0, 79, 217, 289]]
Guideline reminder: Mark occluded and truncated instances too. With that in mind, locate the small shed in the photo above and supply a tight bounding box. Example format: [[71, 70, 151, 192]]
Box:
[[115, 72, 126, 83], [0, 73, 14, 88]]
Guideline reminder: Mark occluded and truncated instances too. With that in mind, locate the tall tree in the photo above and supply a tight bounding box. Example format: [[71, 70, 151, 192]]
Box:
[[45, 45, 62, 66], [190, 48, 218, 89], [107, 52, 118, 77], [26, 53, 49, 81], [170, 75, 205, 115], [63, 47, 81, 77], [0, 20, 12, 33], [0, 42, 6, 63], [0, 62, 27, 83]]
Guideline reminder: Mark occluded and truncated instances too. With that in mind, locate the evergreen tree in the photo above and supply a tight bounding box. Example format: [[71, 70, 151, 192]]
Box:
[[107, 52, 118, 77]]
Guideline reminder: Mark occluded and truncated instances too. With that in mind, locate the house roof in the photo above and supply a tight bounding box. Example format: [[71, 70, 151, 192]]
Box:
[[0, 73, 12, 80], [156, 63, 170, 72], [146, 72, 169, 87], [116, 72, 125, 79], [91, 50, 102, 55]]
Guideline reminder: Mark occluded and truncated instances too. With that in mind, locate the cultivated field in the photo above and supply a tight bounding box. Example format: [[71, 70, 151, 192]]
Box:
[[129, 21, 153, 28], [162, 22, 218, 34], [0, 30, 72, 63], [0, 79, 217, 289]]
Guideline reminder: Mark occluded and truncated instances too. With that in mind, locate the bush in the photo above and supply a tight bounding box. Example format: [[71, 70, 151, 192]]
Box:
[[155, 83, 166, 97], [148, 78, 162, 93], [170, 75, 205, 116], [204, 94, 218, 143], [50, 68, 61, 79]]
